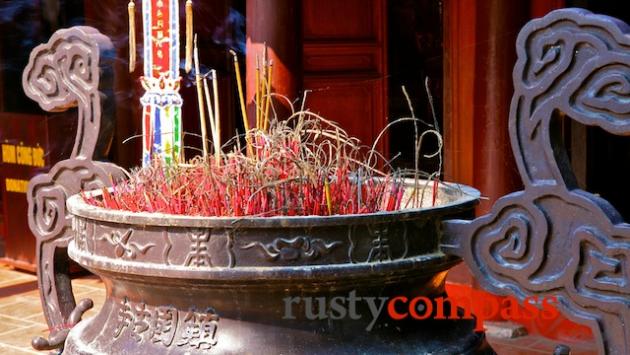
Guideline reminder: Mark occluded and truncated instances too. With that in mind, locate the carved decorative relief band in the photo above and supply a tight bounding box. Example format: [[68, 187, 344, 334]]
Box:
[[442, 9, 630, 355], [71, 223, 242, 268]]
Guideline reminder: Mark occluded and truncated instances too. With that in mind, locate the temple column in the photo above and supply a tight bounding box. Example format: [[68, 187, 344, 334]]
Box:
[[245, 0, 301, 127], [443, 0, 528, 213], [472, 0, 527, 212]]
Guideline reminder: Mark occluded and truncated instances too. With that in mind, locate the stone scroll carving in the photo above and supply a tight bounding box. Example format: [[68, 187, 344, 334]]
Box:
[[24, 27, 126, 351], [441, 9, 630, 355]]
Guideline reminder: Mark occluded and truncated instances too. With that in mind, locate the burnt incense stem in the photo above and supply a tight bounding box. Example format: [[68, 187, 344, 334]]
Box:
[[193, 35, 208, 159], [128, 1, 136, 73]]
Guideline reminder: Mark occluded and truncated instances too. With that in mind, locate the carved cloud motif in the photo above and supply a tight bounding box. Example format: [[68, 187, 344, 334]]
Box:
[[99, 229, 155, 260], [241, 236, 342, 262]]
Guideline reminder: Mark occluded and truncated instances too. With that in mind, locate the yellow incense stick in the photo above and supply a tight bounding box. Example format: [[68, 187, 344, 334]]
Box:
[[211, 69, 221, 166], [230, 50, 249, 132], [185, 1, 194, 73], [260, 46, 268, 130], [128, 1, 136, 73], [255, 56, 260, 129], [261, 45, 267, 129], [324, 179, 332, 215], [193, 35, 208, 159], [263, 61, 273, 131], [229, 50, 253, 157]]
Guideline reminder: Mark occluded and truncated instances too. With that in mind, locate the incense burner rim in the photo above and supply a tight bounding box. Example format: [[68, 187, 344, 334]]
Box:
[[68, 180, 480, 228]]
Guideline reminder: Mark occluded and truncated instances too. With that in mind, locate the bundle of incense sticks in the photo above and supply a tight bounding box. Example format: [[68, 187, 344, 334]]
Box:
[[86, 91, 445, 216], [256, 46, 273, 132], [193, 36, 221, 166], [230, 48, 272, 157], [86, 115, 415, 217]]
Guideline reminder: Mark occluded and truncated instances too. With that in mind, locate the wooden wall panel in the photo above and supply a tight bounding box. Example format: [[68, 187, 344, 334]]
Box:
[[303, 44, 382, 74], [302, 0, 380, 41], [303, 77, 383, 150], [302, 0, 387, 155]]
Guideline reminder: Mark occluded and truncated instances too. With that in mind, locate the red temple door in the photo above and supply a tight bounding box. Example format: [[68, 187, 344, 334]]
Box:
[[246, 0, 387, 154], [301, 0, 388, 154]]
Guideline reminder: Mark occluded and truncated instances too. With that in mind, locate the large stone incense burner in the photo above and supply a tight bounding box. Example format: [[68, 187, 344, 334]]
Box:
[[63, 183, 483, 354], [26, 9, 630, 355]]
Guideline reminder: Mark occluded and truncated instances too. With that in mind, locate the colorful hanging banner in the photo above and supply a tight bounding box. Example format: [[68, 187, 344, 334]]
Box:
[[140, 0, 183, 166]]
